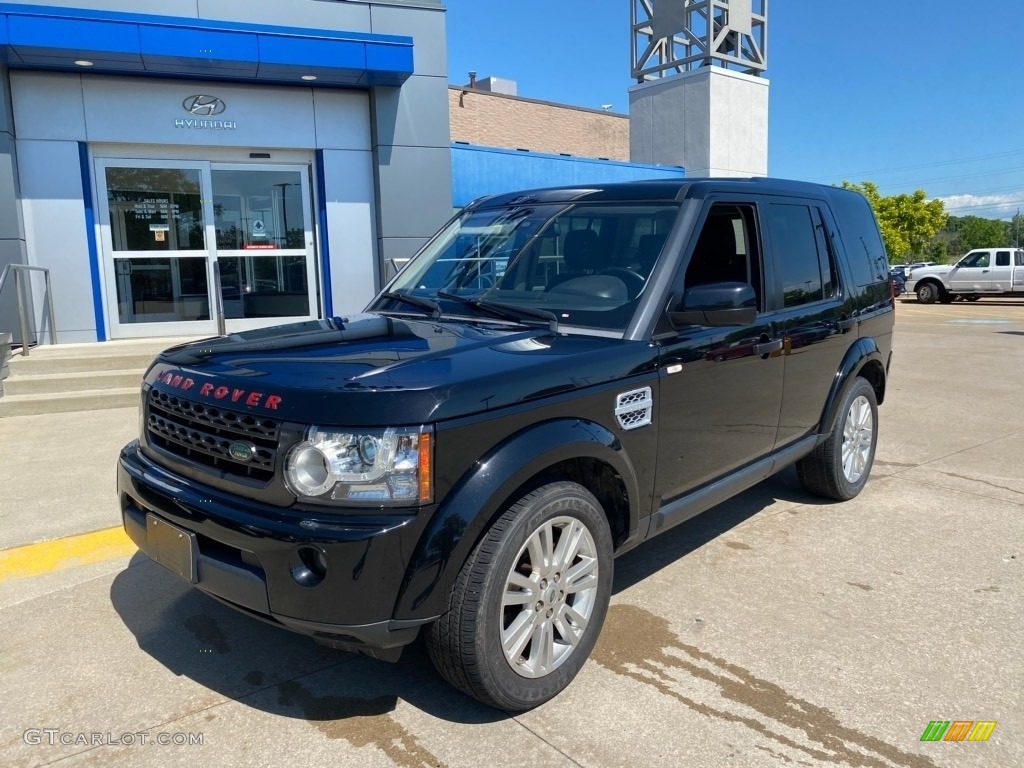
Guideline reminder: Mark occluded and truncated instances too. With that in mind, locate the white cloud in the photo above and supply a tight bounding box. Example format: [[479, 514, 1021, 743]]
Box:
[[936, 193, 1024, 219]]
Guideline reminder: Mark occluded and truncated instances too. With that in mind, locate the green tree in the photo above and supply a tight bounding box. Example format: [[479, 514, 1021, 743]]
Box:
[[841, 181, 947, 262], [1004, 211, 1024, 247], [947, 215, 1005, 253]]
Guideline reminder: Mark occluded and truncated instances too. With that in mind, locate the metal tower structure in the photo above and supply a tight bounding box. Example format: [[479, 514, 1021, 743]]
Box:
[[631, 0, 767, 82]]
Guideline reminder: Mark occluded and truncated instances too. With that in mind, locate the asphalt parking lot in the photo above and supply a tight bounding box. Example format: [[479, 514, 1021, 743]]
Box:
[[1, 300, 1022, 768]]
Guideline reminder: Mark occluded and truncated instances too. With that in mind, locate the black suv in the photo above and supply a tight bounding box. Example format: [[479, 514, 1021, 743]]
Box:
[[118, 178, 894, 711]]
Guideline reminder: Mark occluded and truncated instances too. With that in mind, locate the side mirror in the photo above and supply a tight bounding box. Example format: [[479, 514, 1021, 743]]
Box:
[[669, 282, 757, 327]]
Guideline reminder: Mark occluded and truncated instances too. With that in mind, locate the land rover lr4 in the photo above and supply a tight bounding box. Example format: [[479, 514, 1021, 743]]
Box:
[[119, 179, 894, 711]]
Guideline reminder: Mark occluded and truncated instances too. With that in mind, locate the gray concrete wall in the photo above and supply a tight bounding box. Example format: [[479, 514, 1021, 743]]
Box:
[[0, 0, 442, 24], [0, 65, 31, 346], [629, 68, 768, 178], [367, 3, 452, 288]]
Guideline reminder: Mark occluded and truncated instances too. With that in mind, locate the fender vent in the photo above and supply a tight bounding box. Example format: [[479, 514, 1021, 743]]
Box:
[[615, 386, 653, 430]]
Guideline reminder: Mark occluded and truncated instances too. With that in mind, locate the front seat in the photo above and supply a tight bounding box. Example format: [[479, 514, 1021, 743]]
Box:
[[686, 214, 740, 287], [547, 228, 601, 290]]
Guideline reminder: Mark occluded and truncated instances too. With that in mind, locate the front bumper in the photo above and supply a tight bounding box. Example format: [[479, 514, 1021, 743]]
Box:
[[118, 440, 438, 654]]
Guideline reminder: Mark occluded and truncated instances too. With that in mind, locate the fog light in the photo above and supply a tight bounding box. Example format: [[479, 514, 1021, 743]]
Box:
[[291, 546, 328, 587]]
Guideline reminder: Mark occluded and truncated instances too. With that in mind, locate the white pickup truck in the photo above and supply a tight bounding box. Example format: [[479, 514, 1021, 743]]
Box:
[[906, 248, 1024, 303]]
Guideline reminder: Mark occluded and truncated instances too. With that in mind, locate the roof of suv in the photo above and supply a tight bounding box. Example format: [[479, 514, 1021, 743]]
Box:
[[470, 177, 841, 208]]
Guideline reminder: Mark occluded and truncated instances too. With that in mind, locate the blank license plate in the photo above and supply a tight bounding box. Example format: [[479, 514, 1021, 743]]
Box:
[[146, 514, 198, 584]]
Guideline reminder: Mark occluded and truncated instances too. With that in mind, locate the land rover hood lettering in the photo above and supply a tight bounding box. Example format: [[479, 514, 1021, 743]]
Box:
[[154, 371, 282, 410]]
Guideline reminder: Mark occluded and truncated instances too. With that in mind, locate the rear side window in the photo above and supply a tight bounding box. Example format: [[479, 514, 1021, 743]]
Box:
[[1017, 252, 1024, 267], [823, 188, 889, 287], [996, 251, 1011, 267], [766, 203, 838, 308]]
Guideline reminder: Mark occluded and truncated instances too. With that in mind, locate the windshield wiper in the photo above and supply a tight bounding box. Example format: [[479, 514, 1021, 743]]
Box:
[[379, 290, 441, 318], [437, 292, 558, 334]]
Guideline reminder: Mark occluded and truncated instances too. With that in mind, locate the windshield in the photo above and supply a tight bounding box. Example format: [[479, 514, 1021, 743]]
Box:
[[376, 202, 680, 333]]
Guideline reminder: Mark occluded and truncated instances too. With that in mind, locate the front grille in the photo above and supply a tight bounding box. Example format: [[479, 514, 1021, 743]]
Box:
[[146, 389, 280, 481]]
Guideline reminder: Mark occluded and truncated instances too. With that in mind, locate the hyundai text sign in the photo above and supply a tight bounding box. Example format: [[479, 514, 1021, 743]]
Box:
[[176, 95, 237, 130]]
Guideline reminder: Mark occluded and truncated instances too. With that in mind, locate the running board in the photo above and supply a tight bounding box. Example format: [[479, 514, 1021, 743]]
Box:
[[645, 436, 818, 539]]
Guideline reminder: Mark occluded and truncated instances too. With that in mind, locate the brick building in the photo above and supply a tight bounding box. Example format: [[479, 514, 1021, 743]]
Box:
[[449, 87, 630, 162]]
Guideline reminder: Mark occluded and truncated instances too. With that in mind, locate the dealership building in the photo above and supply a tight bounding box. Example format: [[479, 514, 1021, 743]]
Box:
[[0, 1, 687, 345]]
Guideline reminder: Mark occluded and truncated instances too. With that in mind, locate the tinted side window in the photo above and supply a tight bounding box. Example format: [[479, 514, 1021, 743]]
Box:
[[996, 251, 1011, 267], [1016, 252, 1024, 267], [684, 203, 763, 310], [767, 203, 823, 307], [823, 187, 888, 286], [962, 251, 990, 268]]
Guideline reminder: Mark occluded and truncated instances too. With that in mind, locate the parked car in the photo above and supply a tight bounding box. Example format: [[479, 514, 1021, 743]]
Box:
[[890, 268, 906, 296], [119, 178, 894, 711], [905, 248, 1024, 303]]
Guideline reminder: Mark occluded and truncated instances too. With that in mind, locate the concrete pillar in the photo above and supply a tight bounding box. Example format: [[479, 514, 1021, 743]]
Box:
[[0, 65, 31, 345], [629, 67, 769, 178]]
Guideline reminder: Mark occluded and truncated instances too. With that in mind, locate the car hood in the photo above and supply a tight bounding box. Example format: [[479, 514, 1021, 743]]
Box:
[[145, 314, 655, 425], [907, 265, 951, 280]]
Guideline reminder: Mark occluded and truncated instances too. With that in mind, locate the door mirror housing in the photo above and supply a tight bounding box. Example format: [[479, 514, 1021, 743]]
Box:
[[669, 282, 757, 328]]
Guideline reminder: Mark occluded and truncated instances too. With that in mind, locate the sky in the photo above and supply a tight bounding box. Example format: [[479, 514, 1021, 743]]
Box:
[[445, 0, 1024, 220]]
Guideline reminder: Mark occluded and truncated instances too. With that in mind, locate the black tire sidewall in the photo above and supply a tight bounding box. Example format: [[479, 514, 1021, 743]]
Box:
[[829, 379, 878, 499], [472, 483, 614, 710]]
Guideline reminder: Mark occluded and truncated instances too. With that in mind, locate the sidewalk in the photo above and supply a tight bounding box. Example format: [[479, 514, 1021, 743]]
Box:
[[0, 406, 139, 551]]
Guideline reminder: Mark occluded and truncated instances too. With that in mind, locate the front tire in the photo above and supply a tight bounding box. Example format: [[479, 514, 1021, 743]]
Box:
[[916, 282, 940, 303], [425, 481, 613, 711], [797, 378, 878, 501]]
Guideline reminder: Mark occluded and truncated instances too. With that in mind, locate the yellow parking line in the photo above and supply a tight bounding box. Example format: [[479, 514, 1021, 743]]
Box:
[[0, 526, 136, 583]]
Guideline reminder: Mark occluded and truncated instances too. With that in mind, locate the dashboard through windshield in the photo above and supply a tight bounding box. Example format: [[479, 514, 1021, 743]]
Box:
[[378, 202, 680, 333]]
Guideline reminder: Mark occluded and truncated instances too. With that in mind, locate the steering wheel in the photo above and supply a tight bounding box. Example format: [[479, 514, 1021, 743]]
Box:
[[598, 268, 645, 299], [463, 274, 495, 291]]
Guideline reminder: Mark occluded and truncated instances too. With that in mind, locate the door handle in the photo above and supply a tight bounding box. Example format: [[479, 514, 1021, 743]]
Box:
[[838, 315, 857, 332], [753, 339, 783, 356]]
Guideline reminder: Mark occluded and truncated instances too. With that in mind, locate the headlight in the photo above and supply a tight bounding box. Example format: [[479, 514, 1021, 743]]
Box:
[[285, 426, 432, 506]]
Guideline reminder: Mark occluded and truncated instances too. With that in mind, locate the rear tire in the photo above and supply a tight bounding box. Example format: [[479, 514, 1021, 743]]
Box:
[[425, 481, 613, 711], [797, 378, 878, 501]]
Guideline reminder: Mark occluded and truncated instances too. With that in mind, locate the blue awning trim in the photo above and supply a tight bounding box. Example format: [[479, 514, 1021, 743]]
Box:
[[0, 3, 413, 87]]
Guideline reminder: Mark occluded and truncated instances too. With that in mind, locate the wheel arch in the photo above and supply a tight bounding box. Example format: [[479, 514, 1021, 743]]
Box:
[[914, 276, 947, 298], [819, 338, 887, 436], [392, 419, 639, 621]]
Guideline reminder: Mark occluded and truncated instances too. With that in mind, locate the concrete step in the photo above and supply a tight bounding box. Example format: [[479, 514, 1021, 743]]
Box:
[[10, 352, 159, 375], [0, 387, 140, 417], [7, 337, 197, 375], [1, 369, 143, 396]]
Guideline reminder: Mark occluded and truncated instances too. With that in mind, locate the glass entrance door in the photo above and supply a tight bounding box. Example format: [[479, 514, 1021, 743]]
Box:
[[211, 164, 318, 332], [96, 159, 319, 339]]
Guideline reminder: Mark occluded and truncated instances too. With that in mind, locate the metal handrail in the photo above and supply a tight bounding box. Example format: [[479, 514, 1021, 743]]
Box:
[[0, 264, 57, 357]]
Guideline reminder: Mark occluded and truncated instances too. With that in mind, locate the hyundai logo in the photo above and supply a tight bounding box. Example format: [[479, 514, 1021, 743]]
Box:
[[183, 95, 226, 116]]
